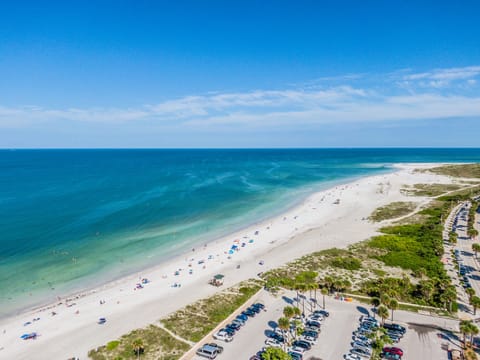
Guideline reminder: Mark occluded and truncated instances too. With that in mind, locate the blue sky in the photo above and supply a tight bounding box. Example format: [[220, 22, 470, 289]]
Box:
[[1, 1, 480, 148]]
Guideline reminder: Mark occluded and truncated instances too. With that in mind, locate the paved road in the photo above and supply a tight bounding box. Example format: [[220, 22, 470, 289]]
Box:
[[200, 289, 459, 360], [451, 202, 480, 318]]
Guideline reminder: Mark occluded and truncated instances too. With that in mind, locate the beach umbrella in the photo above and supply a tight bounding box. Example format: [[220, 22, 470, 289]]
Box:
[[228, 249, 234, 254], [249, 239, 254, 243]]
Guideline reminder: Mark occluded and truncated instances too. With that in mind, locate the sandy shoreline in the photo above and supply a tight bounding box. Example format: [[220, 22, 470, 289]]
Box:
[[0, 163, 459, 359]]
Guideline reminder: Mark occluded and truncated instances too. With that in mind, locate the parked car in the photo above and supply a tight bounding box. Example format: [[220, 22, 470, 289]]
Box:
[[237, 314, 248, 322], [380, 352, 402, 359], [264, 338, 282, 348], [252, 303, 265, 310], [353, 335, 372, 344], [213, 330, 233, 342], [352, 341, 371, 350], [383, 347, 403, 356], [351, 347, 371, 358], [301, 334, 317, 344], [306, 320, 321, 329], [226, 322, 241, 331], [344, 353, 362, 360], [243, 309, 256, 317], [196, 344, 219, 359], [289, 351, 303, 360], [248, 306, 261, 314], [303, 330, 319, 339], [307, 314, 324, 322], [222, 326, 236, 336], [206, 343, 224, 354], [383, 323, 406, 334], [231, 319, 245, 327], [314, 309, 330, 317], [304, 326, 321, 333], [292, 340, 312, 351]]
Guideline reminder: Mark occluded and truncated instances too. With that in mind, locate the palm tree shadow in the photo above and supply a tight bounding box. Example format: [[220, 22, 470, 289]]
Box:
[[356, 306, 370, 316], [282, 296, 294, 305]]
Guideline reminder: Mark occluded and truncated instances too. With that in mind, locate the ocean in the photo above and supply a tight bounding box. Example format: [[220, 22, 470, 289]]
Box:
[[1, 148, 480, 317]]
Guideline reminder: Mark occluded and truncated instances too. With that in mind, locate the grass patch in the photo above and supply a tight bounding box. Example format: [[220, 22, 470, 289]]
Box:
[[161, 280, 262, 342], [425, 163, 480, 179], [105, 341, 120, 351], [88, 325, 191, 360], [331, 256, 362, 270], [401, 183, 463, 197], [369, 201, 417, 221]]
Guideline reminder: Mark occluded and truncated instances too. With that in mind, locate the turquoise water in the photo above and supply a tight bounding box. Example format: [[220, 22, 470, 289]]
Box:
[[1, 148, 480, 317]]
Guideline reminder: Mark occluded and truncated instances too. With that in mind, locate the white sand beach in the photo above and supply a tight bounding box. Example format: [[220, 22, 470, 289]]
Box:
[[0, 163, 462, 359]]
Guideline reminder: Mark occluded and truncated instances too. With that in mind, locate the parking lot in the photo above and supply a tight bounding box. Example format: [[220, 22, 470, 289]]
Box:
[[191, 289, 460, 359]]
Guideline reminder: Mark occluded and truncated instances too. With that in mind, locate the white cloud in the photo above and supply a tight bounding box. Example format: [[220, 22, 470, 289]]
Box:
[[1, 66, 480, 130], [401, 65, 480, 88]]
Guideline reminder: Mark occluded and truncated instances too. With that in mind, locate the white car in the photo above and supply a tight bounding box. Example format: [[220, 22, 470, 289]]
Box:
[[264, 338, 282, 348], [213, 330, 233, 342], [290, 346, 306, 354], [300, 335, 317, 344], [344, 353, 362, 360]]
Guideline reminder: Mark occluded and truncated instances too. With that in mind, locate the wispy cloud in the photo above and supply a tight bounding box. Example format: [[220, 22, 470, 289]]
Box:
[[399, 65, 480, 89], [1, 65, 479, 130]]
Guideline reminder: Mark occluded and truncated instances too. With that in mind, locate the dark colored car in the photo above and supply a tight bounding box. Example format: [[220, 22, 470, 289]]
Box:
[[252, 303, 265, 310], [236, 314, 248, 322], [289, 351, 303, 360], [270, 333, 285, 343], [380, 352, 401, 359], [242, 309, 256, 317], [306, 321, 321, 329], [222, 327, 236, 336], [292, 340, 312, 351], [383, 347, 403, 356], [303, 330, 319, 339], [383, 323, 406, 334], [227, 322, 241, 331], [248, 306, 261, 314], [314, 309, 330, 317]]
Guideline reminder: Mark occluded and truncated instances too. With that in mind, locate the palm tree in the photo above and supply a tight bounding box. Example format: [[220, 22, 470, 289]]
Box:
[[371, 297, 381, 319], [293, 283, 302, 311], [469, 228, 479, 240], [323, 276, 334, 293], [470, 322, 479, 345], [466, 287, 476, 302], [460, 320, 474, 349], [132, 338, 144, 359], [278, 317, 290, 350], [471, 296, 480, 315], [388, 299, 399, 321], [419, 280, 434, 302], [306, 282, 317, 311], [473, 243, 480, 258], [297, 283, 307, 315], [380, 294, 390, 306], [321, 287, 328, 310], [377, 305, 389, 326], [283, 306, 295, 320], [439, 286, 457, 312], [449, 231, 458, 244]]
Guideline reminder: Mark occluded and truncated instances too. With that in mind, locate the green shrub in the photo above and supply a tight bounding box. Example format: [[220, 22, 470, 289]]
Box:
[[331, 256, 362, 270]]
